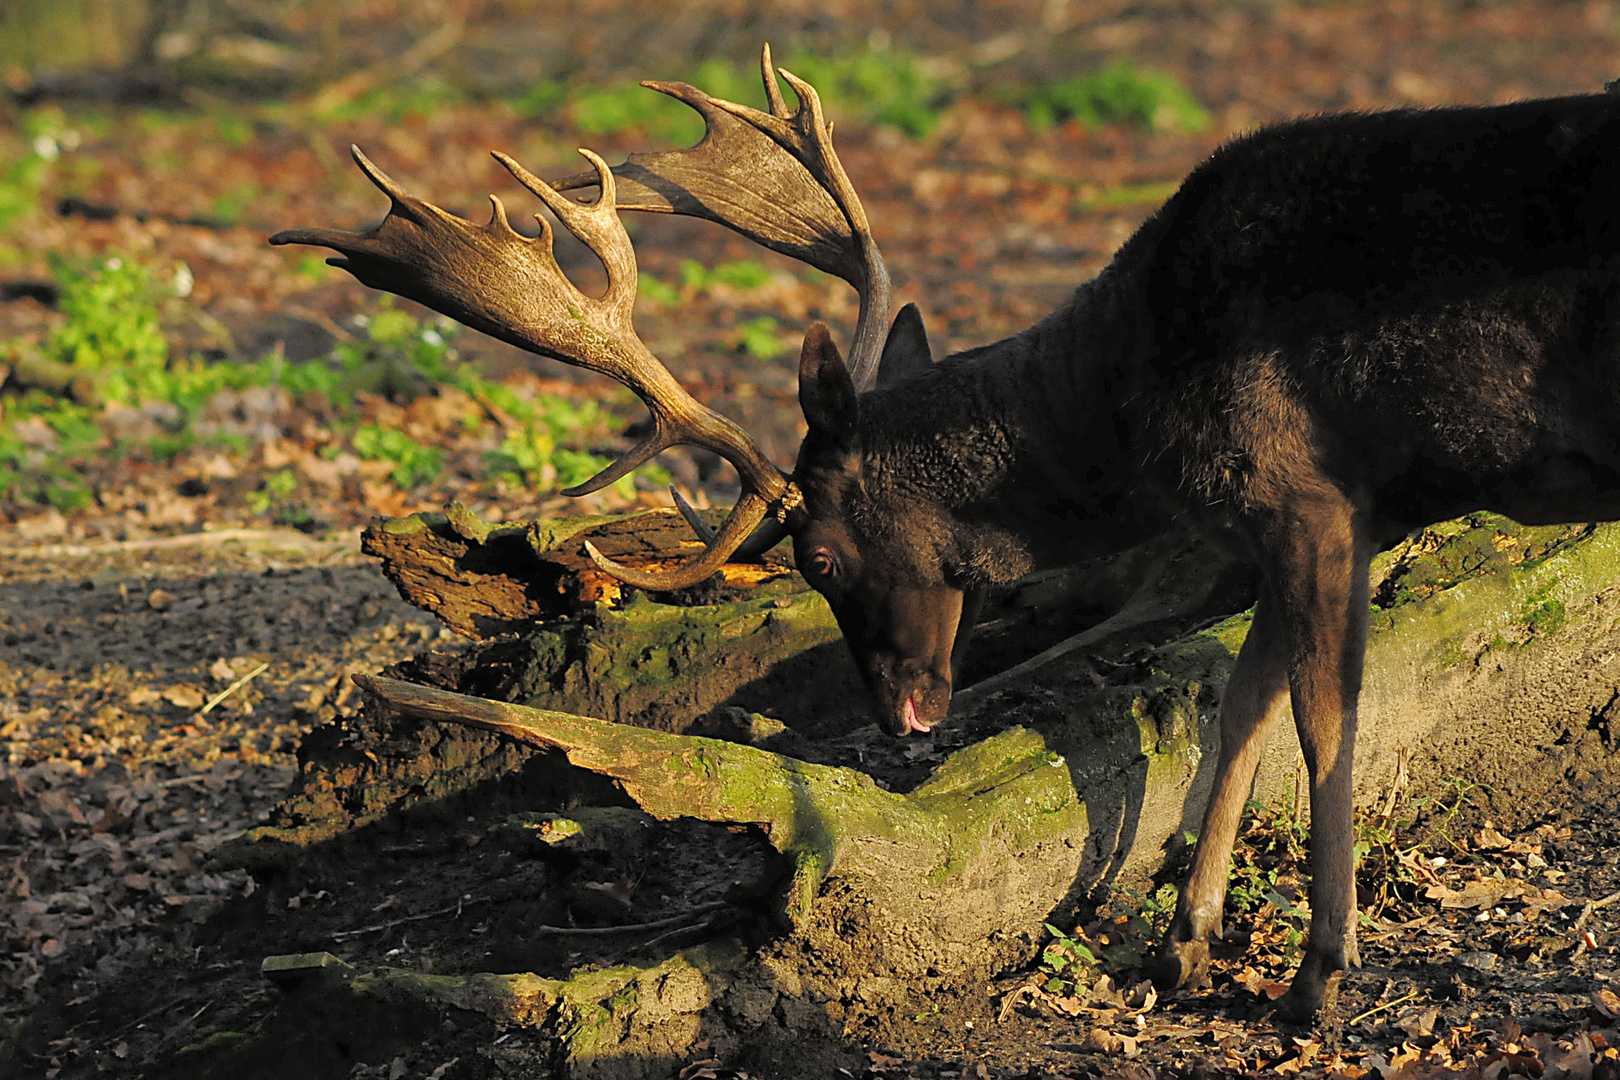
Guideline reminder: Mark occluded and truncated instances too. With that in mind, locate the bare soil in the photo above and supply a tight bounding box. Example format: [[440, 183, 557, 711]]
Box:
[[10, 2, 1620, 1077]]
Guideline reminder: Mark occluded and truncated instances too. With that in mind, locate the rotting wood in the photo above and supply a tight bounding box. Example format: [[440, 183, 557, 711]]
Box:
[[359, 502, 795, 637]]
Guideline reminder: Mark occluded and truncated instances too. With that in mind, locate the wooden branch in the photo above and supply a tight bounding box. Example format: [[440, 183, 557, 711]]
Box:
[[352, 673, 1086, 931]]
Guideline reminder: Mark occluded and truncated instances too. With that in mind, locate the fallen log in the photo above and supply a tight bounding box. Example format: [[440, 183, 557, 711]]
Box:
[[199, 512, 1620, 1077]]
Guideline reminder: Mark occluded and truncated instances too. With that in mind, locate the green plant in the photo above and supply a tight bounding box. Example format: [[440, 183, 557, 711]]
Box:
[[1023, 62, 1209, 133], [1038, 923, 1099, 995], [48, 254, 170, 401], [511, 50, 946, 140], [209, 183, 259, 227], [737, 316, 789, 360], [1227, 798, 1308, 914], [245, 468, 299, 514], [636, 273, 681, 307], [0, 155, 45, 231], [352, 424, 443, 490], [786, 48, 947, 137]]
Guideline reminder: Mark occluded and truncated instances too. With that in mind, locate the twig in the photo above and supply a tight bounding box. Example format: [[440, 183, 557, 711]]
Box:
[[953, 551, 1184, 711], [636, 918, 716, 954], [330, 898, 484, 940], [329, 899, 731, 941], [100, 995, 188, 1039], [199, 662, 270, 716], [1572, 888, 1620, 932], [1, 527, 344, 560], [151, 1001, 212, 1056], [1348, 989, 1420, 1026], [527, 901, 733, 936]]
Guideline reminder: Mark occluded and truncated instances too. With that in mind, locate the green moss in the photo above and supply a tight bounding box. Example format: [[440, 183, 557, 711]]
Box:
[[175, 1030, 251, 1057], [1522, 585, 1568, 637]]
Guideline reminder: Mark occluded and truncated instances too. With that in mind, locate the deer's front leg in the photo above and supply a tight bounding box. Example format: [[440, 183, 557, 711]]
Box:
[[1151, 588, 1291, 991], [1271, 510, 1371, 1023]]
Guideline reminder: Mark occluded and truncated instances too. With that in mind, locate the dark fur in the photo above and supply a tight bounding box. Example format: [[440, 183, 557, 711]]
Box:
[[790, 93, 1620, 1018]]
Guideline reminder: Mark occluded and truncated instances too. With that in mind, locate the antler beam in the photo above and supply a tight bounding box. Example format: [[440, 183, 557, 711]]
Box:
[[272, 45, 890, 587], [550, 44, 893, 390]]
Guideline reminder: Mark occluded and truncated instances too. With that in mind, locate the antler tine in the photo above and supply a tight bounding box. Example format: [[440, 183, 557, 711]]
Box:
[[272, 144, 793, 589], [549, 44, 894, 391], [760, 41, 790, 119], [705, 51, 894, 389], [671, 484, 789, 560], [493, 149, 636, 327], [584, 491, 771, 590]]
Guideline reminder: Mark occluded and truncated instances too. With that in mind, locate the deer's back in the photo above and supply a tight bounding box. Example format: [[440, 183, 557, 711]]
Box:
[[1127, 94, 1620, 531]]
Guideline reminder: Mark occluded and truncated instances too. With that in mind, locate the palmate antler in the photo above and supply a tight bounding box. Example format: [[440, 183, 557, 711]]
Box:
[[271, 45, 890, 590]]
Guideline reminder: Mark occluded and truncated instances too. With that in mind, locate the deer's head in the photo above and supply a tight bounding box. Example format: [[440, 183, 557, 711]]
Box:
[[271, 47, 969, 736]]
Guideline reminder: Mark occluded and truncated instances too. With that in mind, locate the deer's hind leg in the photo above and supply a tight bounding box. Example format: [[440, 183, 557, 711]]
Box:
[[1151, 583, 1293, 991]]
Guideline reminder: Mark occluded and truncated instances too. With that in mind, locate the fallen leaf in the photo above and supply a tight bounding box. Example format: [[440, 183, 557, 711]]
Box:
[[1125, 979, 1158, 1013], [1594, 987, 1620, 1020], [160, 684, 206, 710], [1083, 1028, 1139, 1056], [209, 657, 236, 682], [1394, 1005, 1439, 1039], [1425, 879, 1526, 909], [1048, 995, 1086, 1017]]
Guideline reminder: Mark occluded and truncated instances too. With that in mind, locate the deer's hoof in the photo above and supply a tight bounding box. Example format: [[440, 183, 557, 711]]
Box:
[[1272, 965, 1342, 1025], [1147, 936, 1210, 991]]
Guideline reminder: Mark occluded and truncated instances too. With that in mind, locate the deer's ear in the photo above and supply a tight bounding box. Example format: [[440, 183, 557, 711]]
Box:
[[799, 322, 858, 444], [875, 302, 933, 387]]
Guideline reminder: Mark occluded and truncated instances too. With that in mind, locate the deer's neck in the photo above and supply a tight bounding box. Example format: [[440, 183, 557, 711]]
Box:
[[858, 271, 1165, 585]]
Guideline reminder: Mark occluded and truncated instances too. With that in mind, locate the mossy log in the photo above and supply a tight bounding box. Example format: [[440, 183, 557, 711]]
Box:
[[355, 673, 1085, 963], [206, 513, 1620, 1076], [1040, 514, 1620, 895]]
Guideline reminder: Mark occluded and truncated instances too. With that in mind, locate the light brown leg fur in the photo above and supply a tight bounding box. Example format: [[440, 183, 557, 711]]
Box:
[[1153, 490, 1370, 1022]]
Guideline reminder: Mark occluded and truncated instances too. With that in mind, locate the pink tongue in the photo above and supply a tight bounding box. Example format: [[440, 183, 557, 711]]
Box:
[[903, 695, 931, 734]]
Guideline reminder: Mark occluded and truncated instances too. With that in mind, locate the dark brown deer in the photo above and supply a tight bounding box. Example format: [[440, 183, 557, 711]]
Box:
[[272, 48, 1620, 1021]]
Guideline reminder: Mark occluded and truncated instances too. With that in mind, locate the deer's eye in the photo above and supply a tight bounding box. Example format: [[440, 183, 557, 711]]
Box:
[[806, 550, 838, 580]]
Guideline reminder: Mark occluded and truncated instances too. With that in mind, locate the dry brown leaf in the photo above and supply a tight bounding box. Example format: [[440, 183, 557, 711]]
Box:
[[1425, 878, 1526, 909], [1594, 987, 1620, 1020], [1125, 979, 1158, 1013], [160, 684, 205, 710], [1083, 1028, 1139, 1056], [1048, 994, 1086, 1017], [1393, 1005, 1439, 1039]]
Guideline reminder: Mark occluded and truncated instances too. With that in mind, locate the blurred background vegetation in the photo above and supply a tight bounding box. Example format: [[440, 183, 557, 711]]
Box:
[[2, 0, 1613, 538], [0, 0, 1225, 533]]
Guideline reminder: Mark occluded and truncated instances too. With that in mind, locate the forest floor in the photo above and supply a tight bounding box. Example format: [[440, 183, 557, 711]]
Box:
[[8, 1, 1620, 1077]]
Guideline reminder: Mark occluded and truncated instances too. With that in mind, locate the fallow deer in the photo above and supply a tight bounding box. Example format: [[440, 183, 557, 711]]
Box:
[[272, 48, 1620, 1021]]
